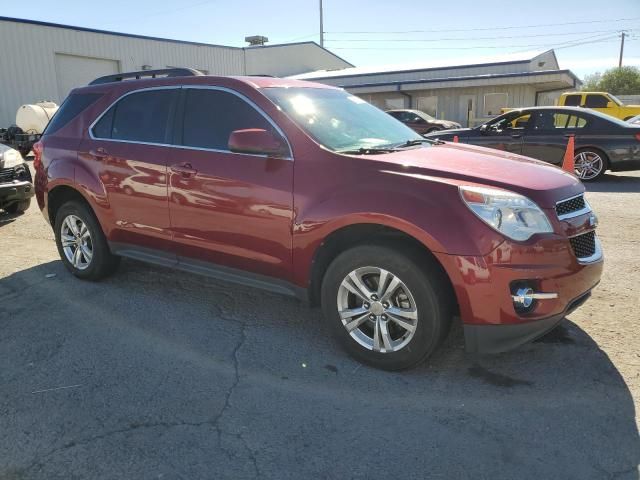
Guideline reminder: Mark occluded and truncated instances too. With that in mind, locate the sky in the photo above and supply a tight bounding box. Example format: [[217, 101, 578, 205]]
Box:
[[2, 0, 639, 79]]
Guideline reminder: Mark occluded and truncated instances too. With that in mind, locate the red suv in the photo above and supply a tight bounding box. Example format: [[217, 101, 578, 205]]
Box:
[[34, 69, 603, 370]]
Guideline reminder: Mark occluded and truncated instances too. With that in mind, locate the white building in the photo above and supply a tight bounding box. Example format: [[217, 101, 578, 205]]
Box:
[[291, 50, 581, 126], [0, 16, 353, 126]]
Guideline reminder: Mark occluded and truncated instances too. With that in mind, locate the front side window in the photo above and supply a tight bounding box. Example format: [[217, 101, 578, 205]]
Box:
[[584, 95, 609, 108], [181, 89, 276, 150], [262, 87, 422, 152], [563, 94, 582, 107], [92, 89, 177, 143]]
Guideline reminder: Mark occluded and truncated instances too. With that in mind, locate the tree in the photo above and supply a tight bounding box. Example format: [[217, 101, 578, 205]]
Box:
[[581, 67, 640, 95], [581, 72, 602, 91]]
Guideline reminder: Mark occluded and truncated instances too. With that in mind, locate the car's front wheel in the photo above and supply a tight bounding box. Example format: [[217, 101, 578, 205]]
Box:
[[321, 244, 452, 370], [54, 201, 120, 280]]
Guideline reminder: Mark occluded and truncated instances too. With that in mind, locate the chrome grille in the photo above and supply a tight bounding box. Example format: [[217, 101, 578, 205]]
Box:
[[0, 167, 16, 182], [569, 231, 596, 259], [556, 194, 587, 219]]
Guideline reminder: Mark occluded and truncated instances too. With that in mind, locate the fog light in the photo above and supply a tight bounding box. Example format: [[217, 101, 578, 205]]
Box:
[[511, 286, 559, 314]]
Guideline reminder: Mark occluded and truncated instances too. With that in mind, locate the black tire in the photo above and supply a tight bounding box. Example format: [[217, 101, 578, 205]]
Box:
[[54, 200, 120, 280], [18, 146, 31, 158], [5, 199, 31, 214], [574, 148, 608, 182], [321, 244, 452, 371]]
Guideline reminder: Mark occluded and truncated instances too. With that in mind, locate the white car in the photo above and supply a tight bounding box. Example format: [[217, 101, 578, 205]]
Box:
[[0, 143, 33, 214]]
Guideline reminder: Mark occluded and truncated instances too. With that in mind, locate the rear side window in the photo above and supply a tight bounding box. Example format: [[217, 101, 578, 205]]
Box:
[[181, 89, 275, 150], [44, 93, 102, 135], [584, 95, 609, 108], [563, 94, 582, 107], [93, 89, 177, 143]]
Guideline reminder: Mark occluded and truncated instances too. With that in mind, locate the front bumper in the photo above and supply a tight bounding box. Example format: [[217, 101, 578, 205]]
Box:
[[434, 233, 603, 354], [463, 290, 593, 353], [0, 180, 34, 208]]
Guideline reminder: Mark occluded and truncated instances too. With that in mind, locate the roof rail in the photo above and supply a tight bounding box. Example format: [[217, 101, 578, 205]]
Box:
[[89, 67, 204, 85]]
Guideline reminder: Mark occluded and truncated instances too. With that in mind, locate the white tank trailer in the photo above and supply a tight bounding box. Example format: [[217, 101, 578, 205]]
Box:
[[0, 101, 58, 156]]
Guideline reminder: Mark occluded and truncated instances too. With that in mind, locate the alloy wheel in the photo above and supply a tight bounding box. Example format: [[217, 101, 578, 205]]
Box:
[[574, 151, 604, 181], [336, 266, 418, 353], [60, 214, 93, 270]]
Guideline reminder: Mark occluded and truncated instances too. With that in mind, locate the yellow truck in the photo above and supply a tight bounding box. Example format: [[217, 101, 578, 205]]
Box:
[[558, 92, 640, 121]]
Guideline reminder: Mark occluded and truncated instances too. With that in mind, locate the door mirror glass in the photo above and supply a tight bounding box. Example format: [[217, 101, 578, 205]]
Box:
[[228, 129, 288, 157]]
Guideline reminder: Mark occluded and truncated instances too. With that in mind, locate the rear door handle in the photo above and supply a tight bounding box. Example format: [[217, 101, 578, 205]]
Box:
[[170, 162, 198, 177], [510, 133, 522, 139], [89, 147, 108, 159], [563, 133, 576, 138]]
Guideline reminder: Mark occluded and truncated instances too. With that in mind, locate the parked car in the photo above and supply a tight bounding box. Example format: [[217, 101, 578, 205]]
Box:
[[425, 106, 640, 181], [0, 143, 33, 214], [558, 91, 640, 121], [35, 69, 603, 370], [386, 109, 460, 134]]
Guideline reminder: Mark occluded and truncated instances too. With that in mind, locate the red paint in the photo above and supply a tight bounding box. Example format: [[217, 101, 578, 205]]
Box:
[[35, 75, 602, 329]]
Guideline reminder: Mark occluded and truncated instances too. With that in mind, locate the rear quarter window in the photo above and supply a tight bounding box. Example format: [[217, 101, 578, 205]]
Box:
[[44, 93, 103, 135]]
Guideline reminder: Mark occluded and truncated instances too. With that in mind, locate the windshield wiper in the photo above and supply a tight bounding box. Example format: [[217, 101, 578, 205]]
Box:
[[396, 138, 444, 148], [338, 146, 400, 155]]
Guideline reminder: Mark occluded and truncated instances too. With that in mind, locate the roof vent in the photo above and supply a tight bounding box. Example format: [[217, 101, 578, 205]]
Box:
[[245, 35, 269, 46]]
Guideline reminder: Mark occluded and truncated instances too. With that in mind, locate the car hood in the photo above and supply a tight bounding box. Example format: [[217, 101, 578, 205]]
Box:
[[432, 120, 460, 128], [367, 143, 582, 208]]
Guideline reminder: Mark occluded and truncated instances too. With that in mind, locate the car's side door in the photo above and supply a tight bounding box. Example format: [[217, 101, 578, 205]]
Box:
[[167, 86, 294, 280], [79, 88, 179, 253], [521, 110, 588, 165], [469, 112, 528, 154]]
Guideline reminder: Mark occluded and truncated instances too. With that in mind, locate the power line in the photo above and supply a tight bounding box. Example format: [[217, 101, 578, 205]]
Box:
[[325, 29, 626, 43], [330, 35, 619, 51], [326, 16, 640, 34]]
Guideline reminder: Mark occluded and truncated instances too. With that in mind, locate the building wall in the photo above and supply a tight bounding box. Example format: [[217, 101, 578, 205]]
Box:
[[356, 84, 538, 126], [0, 19, 353, 126], [0, 19, 243, 125]]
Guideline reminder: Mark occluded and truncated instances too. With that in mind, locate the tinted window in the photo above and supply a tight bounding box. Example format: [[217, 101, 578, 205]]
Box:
[[530, 111, 589, 130], [563, 94, 582, 107], [181, 89, 275, 150], [93, 89, 177, 143], [44, 93, 102, 135], [585, 95, 609, 108]]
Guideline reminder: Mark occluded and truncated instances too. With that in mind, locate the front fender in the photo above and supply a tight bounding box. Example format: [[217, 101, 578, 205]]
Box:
[[292, 182, 503, 287]]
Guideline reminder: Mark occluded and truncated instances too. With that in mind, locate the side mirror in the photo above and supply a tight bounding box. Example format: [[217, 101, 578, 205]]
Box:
[[606, 101, 615, 108], [228, 129, 288, 157], [479, 124, 489, 134]]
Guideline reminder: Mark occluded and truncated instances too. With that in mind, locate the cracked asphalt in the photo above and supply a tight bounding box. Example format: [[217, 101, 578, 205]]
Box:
[[1, 168, 639, 479]]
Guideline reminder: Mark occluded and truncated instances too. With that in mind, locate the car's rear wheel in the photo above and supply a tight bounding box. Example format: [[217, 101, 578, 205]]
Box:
[[54, 201, 120, 280], [321, 244, 452, 370], [574, 149, 607, 182]]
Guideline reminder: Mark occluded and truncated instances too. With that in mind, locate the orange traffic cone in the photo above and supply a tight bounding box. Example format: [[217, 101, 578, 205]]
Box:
[[562, 134, 575, 174], [453, 135, 459, 143]]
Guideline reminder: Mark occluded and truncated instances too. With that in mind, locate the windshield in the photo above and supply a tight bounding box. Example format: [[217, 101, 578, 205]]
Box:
[[262, 87, 423, 152], [608, 94, 623, 106]]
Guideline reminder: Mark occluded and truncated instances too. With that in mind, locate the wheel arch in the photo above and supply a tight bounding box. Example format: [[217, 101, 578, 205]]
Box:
[[307, 222, 457, 311], [48, 184, 96, 229]]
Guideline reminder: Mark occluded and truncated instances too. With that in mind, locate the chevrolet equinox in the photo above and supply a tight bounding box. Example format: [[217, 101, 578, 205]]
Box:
[[34, 69, 603, 370]]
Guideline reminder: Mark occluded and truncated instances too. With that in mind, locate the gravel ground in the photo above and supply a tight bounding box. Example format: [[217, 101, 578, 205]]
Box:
[[1, 167, 639, 479]]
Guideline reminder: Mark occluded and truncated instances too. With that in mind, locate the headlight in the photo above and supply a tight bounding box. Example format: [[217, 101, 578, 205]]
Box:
[[460, 186, 553, 241], [0, 149, 24, 169]]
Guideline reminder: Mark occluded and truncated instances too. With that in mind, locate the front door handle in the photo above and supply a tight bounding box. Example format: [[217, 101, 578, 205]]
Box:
[[170, 162, 198, 177], [89, 147, 108, 159]]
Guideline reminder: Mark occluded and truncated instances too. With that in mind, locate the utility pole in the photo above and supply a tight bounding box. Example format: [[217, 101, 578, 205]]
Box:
[[619, 31, 626, 67], [319, 0, 324, 47]]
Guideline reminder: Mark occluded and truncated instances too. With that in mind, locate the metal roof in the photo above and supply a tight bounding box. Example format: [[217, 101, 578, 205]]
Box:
[[289, 50, 550, 81]]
